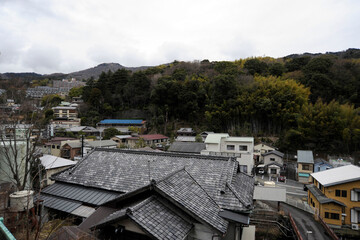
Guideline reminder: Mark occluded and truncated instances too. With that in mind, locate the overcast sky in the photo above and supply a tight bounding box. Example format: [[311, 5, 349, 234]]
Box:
[[0, 0, 359, 74]]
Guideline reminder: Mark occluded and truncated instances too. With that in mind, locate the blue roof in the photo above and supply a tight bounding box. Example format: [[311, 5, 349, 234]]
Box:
[[99, 119, 144, 124]]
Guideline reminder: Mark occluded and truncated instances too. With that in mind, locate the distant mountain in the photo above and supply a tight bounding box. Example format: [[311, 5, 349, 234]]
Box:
[[0, 63, 151, 81], [67, 63, 150, 80], [0, 72, 42, 81], [284, 48, 360, 59]]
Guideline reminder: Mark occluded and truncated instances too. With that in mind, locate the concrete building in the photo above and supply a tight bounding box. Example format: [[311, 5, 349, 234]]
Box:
[[201, 133, 254, 175]]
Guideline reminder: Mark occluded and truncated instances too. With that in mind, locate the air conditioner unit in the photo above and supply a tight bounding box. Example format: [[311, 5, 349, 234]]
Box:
[[351, 224, 359, 230]]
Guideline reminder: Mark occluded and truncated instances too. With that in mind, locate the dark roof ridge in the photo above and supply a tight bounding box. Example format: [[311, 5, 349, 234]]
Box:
[[153, 167, 186, 184], [93, 148, 234, 161], [183, 168, 221, 209], [128, 196, 155, 214]]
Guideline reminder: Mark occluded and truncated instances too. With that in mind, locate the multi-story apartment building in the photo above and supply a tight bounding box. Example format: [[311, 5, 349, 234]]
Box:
[[201, 133, 254, 175], [52, 106, 78, 120], [307, 165, 360, 229]]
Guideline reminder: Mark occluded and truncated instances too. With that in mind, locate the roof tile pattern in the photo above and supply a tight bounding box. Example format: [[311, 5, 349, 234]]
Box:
[[129, 197, 193, 240], [54, 150, 253, 212], [156, 169, 228, 233]]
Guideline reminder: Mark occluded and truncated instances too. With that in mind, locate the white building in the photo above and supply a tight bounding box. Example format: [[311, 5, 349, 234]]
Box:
[[201, 133, 254, 175]]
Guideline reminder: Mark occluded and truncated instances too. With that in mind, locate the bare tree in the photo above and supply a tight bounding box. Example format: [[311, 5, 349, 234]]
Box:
[[0, 104, 45, 191]]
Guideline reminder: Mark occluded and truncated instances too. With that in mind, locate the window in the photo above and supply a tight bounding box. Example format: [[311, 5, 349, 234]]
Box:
[[240, 165, 248, 173], [335, 190, 341, 197], [227, 145, 235, 150], [331, 213, 340, 220], [270, 169, 277, 174], [325, 212, 329, 218], [52, 145, 55, 149], [342, 190, 347, 198], [270, 158, 275, 161], [57, 145, 60, 149], [239, 145, 247, 151], [302, 164, 309, 170]]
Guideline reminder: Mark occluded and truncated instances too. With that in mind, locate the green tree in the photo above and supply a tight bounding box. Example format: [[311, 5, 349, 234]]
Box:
[[103, 127, 120, 140]]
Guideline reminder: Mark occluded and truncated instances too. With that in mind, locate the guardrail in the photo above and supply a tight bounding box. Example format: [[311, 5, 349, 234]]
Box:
[[318, 215, 339, 240], [289, 213, 303, 240], [285, 197, 314, 214]]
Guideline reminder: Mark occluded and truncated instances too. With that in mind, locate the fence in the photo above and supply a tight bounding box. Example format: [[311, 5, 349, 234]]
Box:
[[285, 197, 315, 214]]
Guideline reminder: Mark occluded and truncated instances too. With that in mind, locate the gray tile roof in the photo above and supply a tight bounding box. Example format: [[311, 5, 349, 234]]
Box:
[[155, 169, 228, 233], [168, 142, 206, 153], [42, 182, 121, 205], [262, 150, 284, 158], [54, 150, 254, 213], [297, 150, 314, 163], [307, 184, 346, 206], [97, 196, 193, 240]]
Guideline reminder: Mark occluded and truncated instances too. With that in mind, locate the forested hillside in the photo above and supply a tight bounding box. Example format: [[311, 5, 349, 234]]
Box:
[[69, 49, 360, 153]]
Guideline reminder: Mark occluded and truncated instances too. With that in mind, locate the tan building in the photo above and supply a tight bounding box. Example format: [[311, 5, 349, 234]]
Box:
[[308, 165, 360, 229], [254, 143, 275, 163], [297, 150, 314, 183], [40, 155, 77, 186], [52, 106, 78, 120]]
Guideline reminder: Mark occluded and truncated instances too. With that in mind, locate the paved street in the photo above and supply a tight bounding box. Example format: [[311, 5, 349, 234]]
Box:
[[256, 176, 331, 240], [256, 175, 307, 197]]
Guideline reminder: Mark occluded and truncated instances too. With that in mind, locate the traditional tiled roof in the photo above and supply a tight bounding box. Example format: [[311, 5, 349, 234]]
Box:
[[262, 150, 284, 158], [53, 149, 254, 213], [155, 169, 228, 233], [96, 196, 193, 240]]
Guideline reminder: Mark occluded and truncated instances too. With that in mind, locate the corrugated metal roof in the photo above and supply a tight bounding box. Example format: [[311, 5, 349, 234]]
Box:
[[297, 150, 314, 163], [40, 155, 77, 170], [99, 119, 144, 124], [71, 205, 96, 218], [311, 165, 360, 187], [168, 142, 205, 153], [42, 182, 121, 205], [39, 194, 82, 213]]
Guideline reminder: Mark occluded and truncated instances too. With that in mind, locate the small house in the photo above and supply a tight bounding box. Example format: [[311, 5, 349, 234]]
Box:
[[297, 150, 314, 183]]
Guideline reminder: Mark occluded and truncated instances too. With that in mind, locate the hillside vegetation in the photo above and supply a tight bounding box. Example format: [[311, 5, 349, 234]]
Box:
[[74, 49, 360, 154]]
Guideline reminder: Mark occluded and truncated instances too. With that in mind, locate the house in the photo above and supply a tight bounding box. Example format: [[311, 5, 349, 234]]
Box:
[[314, 158, 333, 173], [263, 150, 284, 176], [126, 134, 169, 148], [201, 133, 254, 175], [168, 142, 206, 154], [40, 155, 77, 186], [175, 128, 197, 142], [61, 140, 117, 159], [68, 126, 100, 138], [177, 127, 195, 136], [297, 150, 314, 183], [111, 135, 132, 147], [42, 137, 77, 156], [38, 149, 255, 240], [253, 143, 275, 163], [97, 119, 146, 133], [307, 165, 360, 229]]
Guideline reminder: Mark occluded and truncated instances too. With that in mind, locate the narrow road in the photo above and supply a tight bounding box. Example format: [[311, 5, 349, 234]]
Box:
[[280, 203, 331, 240]]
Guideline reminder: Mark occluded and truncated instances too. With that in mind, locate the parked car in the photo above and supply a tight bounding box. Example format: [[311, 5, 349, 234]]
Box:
[[279, 175, 286, 182], [258, 169, 264, 175]]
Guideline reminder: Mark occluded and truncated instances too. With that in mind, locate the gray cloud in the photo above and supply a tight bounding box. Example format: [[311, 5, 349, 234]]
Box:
[[0, 0, 359, 74]]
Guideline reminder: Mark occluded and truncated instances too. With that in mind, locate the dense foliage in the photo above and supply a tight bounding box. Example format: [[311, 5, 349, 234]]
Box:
[[59, 49, 360, 153]]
